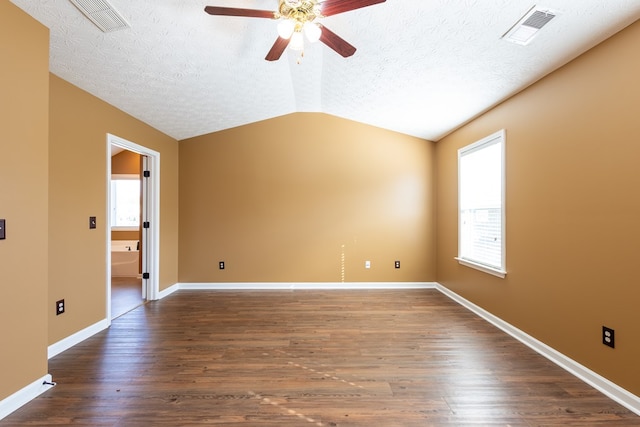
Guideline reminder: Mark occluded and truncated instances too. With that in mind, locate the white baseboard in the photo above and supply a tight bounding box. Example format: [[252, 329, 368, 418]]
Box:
[[175, 282, 437, 291], [157, 283, 180, 299], [435, 283, 640, 416], [48, 318, 110, 359], [0, 374, 54, 421]]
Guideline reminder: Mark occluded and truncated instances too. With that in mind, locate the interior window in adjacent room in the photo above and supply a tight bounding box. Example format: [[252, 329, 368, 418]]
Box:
[[110, 174, 140, 230], [457, 130, 506, 277]]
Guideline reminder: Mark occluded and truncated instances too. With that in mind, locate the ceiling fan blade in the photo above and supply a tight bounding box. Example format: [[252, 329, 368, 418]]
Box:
[[318, 25, 356, 58], [265, 37, 291, 61], [319, 0, 386, 17], [204, 6, 276, 19]]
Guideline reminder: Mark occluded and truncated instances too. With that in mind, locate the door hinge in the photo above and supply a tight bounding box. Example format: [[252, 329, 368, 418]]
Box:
[[143, 170, 150, 178], [142, 272, 150, 279], [143, 221, 150, 229]]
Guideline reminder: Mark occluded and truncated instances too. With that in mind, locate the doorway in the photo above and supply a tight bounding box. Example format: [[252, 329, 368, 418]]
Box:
[[107, 134, 160, 321]]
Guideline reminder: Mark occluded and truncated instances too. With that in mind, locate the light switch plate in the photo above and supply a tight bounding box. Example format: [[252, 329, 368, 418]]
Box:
[[89, 216, 97, 229], [0, 219, 5, 239]]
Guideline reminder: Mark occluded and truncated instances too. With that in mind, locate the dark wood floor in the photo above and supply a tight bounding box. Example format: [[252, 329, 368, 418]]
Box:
[[111, 277, 144, 319], [3, 289, 639, 426]]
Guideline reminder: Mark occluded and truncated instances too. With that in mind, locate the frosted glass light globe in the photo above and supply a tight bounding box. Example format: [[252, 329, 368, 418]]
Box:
[[277, 19, 295, 39], [303, 21, 321, 42], [290, 31, 304, 51]]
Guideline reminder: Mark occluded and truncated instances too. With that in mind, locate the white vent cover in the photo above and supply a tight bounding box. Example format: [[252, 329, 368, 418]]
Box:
[[502, 6, 558, 45], [69, 0, 130, 33]]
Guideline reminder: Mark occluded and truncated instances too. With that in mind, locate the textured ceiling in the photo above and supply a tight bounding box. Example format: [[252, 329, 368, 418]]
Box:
[[10, 0, 640, 141]]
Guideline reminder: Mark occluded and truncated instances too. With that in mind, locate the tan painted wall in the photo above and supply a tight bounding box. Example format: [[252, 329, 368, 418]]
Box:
[[111, 150, 141, 175], [436, 20, 640, 395], [179, 113, 435, 284], [0, 2, 49, 400], [49, 76, 179, 345]]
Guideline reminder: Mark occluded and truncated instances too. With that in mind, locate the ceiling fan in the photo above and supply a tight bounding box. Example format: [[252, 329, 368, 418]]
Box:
[[204, 0, 387, 61]]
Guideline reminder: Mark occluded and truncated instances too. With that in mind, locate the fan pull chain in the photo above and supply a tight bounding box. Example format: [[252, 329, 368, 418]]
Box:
[[296, 51, 304, 65]]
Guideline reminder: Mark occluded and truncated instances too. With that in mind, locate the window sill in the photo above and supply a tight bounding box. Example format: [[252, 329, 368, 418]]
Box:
[[455, 257, 506, 278]]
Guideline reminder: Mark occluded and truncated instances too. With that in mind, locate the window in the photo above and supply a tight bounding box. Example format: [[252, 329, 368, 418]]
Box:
[[457, 130, 505, 277], [110, 174, 140, 230]]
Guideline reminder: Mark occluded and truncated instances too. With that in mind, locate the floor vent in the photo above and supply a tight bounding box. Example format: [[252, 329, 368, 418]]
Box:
[[502, 6, 558, 45], [69, 0, 130, 33]]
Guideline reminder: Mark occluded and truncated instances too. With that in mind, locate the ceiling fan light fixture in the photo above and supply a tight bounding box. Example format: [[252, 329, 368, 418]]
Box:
[[303, 21, 321, 42], [204, 0, 388, 61], [290, 30, 305, 50], [277, 19, 295, 39]]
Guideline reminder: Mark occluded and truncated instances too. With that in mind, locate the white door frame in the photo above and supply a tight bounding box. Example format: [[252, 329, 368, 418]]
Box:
[[106, 134, 160, 322]]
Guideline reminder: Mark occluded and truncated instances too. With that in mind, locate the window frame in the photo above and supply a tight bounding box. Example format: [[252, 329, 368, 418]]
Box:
[[456, 129, 506, 278]]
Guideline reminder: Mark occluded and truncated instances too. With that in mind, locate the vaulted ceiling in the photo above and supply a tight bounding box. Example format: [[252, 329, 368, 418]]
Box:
[[10, 0, 640, 141]]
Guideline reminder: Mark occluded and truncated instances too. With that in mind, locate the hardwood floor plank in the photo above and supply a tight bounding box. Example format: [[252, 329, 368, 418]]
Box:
[[2, 289, 639, 426]]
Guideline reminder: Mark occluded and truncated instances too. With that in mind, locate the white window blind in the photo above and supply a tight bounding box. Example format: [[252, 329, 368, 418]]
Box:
[[458, 130, 505, 276]]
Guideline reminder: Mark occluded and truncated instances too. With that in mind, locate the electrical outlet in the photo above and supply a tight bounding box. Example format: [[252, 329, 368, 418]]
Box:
[[219, 261, 225, 270], [365, 260, 371, 269], [56, 299, 65, 315], [395, 260, 400, 268], [602, 326, 615, 348]]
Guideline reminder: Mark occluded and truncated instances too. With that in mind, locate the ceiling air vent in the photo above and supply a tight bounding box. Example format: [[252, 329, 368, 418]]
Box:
[[502, 6, 558, 45], [68, 0, 130, 33]]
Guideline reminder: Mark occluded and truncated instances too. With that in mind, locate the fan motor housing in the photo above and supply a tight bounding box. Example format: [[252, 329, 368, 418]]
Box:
[[279, 0, 320, 22]]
